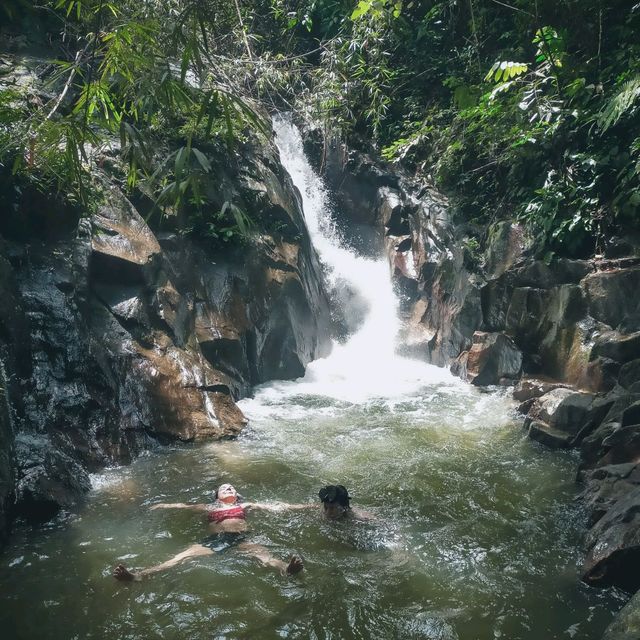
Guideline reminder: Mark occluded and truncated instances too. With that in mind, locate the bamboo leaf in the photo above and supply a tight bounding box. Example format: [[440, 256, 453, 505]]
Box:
[[192, 147, 211, 173]]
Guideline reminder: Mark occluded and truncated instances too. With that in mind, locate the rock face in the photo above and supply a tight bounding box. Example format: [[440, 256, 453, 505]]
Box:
[[602, 588, 640, 640], [451, 331, 522, 386], [320, 139, 640, 602], [0, 133, 331, 537]]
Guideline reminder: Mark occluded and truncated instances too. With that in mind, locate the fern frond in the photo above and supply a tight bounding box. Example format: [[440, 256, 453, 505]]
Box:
[[598, 75, 640, 133]]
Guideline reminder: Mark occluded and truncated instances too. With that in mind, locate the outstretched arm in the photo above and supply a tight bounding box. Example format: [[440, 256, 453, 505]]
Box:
[[244, 501, 316, 513], [150, 502, 208, 512]]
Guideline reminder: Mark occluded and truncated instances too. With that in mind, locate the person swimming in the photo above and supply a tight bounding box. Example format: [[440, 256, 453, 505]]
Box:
[[113, 483, 311, 581], [113, 483, 376, 582], [318, 484, 374, 521]]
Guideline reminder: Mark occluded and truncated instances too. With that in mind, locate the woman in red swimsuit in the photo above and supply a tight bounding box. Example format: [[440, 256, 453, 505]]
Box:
[[113, 483, 311, 581]]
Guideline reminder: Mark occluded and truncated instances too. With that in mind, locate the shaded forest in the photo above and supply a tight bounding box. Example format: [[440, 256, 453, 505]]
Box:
[[1, 0, 639, 255]]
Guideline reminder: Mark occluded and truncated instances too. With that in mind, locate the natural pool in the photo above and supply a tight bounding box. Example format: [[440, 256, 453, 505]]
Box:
[[0, 373, 625, 639]]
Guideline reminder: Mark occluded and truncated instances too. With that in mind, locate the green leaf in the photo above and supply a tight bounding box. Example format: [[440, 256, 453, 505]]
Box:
[[192, 147, 211, 173], [174, 146, 188, 179]]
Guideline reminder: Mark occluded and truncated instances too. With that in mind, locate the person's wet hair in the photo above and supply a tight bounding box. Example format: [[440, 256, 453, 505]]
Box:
[[318, 485, 350, 508]]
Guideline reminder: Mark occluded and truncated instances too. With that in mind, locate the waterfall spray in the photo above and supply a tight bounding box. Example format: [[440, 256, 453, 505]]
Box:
[[264, 116, 457, 403]]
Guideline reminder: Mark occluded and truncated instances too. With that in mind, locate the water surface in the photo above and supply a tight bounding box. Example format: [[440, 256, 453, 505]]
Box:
[[0, 380, 624, 639]]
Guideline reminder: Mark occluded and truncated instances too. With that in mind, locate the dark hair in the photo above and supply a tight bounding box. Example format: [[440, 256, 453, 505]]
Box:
[[318, 485, 350, 508]]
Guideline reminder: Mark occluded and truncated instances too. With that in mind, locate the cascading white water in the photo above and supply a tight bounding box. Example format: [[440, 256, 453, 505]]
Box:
[[260, 115, 456, 404]]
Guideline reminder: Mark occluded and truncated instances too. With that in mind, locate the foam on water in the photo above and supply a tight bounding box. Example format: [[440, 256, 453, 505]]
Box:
[[242, 116, 463, 418]]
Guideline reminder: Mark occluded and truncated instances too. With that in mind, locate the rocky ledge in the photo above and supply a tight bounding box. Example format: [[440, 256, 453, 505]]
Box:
[[316, 135, 640, 623], [0, 122, 331, 541]]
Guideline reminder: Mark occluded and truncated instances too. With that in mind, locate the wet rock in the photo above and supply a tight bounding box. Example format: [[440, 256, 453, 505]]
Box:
[[322, 142, 398, 255], [602, 589, 640, 640], [580, 463, 640, 526], [517, 397, 536, 415], [0, 129, 332, 534], [591, 331, 640, 364], [622, 402, 640, 427], [484, 221, 530, 280], [526, 388, 594, 438], [571, 392, 621, 448], [90, 187, 162, 285], [210, 391, 248, 435], [379, 187, 408, 236], [579, 357, 621, 392], [451, 331, 522, 386], [513, 378, 570, 402], [578, 390, 640, 467], [14, 433, 91, 521], [597, 424, 640, 467], [619, 359, 640, 389], [583, 267, 640, 331], [527, 420, 573, 449], [579, 394, 640, 474], [582, 484, 640, 592]]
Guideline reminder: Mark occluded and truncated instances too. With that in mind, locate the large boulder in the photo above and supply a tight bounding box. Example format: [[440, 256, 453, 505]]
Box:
[[451, 331, 522, 386], [582, 484, 640, 592], [524, 388, 595, 449], [0, 130, 332, 534], [513, 378, 570, 402], [526, 388, 594, 433], [583, 267, 640, 331], [590, 331, 640, 364]]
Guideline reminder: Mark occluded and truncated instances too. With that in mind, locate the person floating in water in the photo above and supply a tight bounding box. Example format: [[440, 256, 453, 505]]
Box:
[[113, 483, 312, 581]]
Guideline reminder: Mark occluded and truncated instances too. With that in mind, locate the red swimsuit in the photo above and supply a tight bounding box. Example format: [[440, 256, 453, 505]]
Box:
[[207, 504, 246, 524]]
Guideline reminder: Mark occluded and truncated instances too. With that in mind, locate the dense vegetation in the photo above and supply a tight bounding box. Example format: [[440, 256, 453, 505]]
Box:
[[1, 0, 639, 257]]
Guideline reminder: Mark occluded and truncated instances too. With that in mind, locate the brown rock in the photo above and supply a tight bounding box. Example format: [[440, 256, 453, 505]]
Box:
[[513, 378, 570, 402], [451, 331, 522, 386]]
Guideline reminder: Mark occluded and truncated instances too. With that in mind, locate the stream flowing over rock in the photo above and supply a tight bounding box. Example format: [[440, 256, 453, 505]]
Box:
[[0, 126, 331, 534], [315, 132, 640, 604]]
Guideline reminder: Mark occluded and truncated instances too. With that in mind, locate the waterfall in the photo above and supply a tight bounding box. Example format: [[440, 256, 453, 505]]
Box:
[[261, 116, 457, 403]]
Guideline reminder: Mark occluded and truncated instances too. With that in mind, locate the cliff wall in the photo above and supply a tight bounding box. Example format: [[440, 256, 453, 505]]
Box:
[[0, 122, 331, 537]]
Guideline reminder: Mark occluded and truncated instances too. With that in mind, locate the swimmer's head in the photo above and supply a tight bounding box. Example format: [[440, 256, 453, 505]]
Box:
[[215, 483, 238, 504], [318, 485, 351, 519]]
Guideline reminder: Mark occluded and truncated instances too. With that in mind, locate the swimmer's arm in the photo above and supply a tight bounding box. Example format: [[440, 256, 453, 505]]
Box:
[[150, 502, 209, 512], [243, 501, 316, 512], [351, 506, 379, 521]]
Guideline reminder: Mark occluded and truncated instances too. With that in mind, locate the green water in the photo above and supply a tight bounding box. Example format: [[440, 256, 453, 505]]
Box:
[[0, 381, 624, 639]]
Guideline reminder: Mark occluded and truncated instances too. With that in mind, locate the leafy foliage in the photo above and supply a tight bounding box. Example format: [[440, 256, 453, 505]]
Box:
[[0, 0, 268, 242], [2, 0, 640, 256]]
